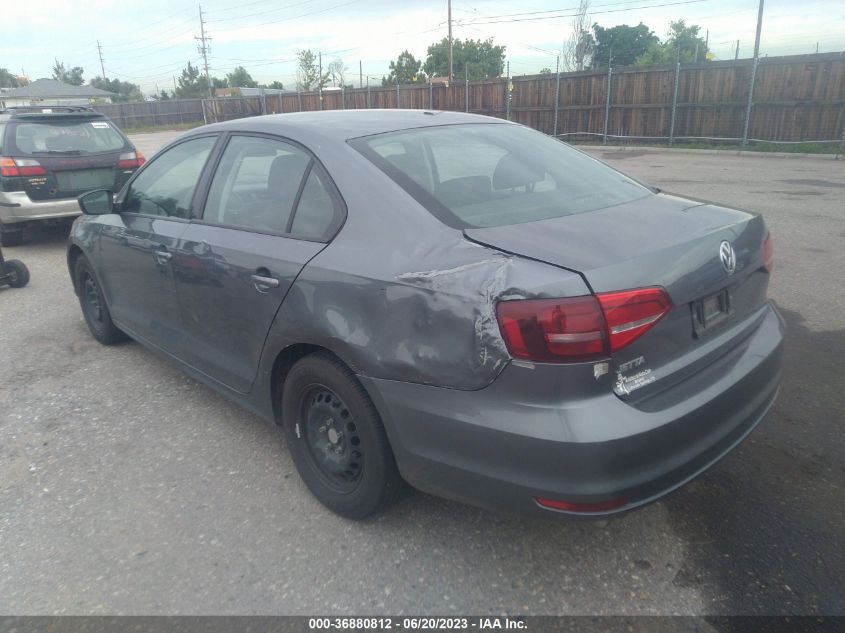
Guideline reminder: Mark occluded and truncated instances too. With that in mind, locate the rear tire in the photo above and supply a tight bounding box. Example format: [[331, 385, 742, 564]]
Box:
[[4, 259, 30, 288], [282, 352, 404, 519], [0, 226, 23, 247], [74, 256, 127, 345]]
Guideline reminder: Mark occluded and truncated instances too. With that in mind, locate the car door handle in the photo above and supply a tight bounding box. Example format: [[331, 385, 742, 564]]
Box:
[[153, 249, 172, 265], [251, 273, 280, 292]]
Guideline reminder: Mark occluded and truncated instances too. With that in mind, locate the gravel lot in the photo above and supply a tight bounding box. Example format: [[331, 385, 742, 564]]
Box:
[[1, 130, 843, 615]]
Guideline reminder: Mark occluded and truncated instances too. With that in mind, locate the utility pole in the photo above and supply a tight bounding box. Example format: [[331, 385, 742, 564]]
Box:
[[173, 75, 178, 94], [195, 3, 213, 98], [359, 60, 363, 88], [752, 0, 764, 59], [705, 29, 709, 56], [97, 40, 106, 80], [735, 40, 740, 60], [743, 0, 764, 147], [318, 51, 323, 110], [448, 0, 453, 81]]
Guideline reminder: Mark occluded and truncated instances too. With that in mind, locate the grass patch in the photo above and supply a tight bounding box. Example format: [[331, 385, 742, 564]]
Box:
[[119, 122, 203, 135]]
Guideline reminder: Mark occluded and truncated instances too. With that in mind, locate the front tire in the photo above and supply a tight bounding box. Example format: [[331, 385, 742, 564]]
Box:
[[4, 259, 30, 288], [282, 352, 404, 519], [75, 256, 127, 345]]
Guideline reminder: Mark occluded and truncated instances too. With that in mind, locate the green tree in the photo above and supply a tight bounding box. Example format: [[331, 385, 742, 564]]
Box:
[[0, 68, 19, 88], [226, 66, 257, 88], [635, 20, 709, 65], [539, 68, 552, 75], [382, 50, 426, 86], [89, 77, 142, 102], [295, 49, 330, 91], [261, 80, 285, 90], [423, 38, 505, 80], [590, 23, 658, 68], [158, 90, 171, 100], [52, 60, 84, 85]]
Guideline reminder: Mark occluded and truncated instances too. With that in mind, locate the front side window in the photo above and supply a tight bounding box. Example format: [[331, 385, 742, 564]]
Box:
[[12, 119, 127, 155], [123, 136, 216, 218], [202, 135, 311, 233], [353, 124, 650, 228]]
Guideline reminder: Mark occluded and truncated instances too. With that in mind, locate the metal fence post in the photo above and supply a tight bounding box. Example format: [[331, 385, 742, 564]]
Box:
[[603, 67, 613, 145], [429, 81, 433, 109], [201, 99, 208, 124], [669, 62, 681, 145], [742, 57, 759, 146], [553, 56, 561, 137], [342, 86, 346, 109], [465, 65, 469, 113], [396, 83, 400, 108], [841, 109, 845, 149], [367, 80, 371, 109], [297, 91, 302, 112], [506, 61, 511, 121]]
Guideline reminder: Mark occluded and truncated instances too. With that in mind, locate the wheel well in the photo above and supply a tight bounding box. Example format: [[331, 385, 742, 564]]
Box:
[[271, 343, 340, 425], [67, 245, 84, 294]]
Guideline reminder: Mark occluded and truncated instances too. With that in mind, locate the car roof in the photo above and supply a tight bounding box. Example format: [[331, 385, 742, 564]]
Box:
[[0, 106, 107, 121], [191, 109, 512, 143]]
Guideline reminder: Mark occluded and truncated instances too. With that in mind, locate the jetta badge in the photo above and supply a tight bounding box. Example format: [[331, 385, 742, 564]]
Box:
[[719, 240, 736, 275]]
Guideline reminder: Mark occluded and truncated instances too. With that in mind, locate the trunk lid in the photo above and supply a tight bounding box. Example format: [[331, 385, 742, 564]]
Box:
[[23, 153, 122, 200], [6, 115, 135, 200], [465, 192, 771, 402]]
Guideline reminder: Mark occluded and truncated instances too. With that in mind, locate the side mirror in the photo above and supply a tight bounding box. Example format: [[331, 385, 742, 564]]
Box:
[[78, 189, 114, 215]]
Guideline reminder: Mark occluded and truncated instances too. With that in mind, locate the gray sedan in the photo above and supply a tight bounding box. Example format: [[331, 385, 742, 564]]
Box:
[[67, 110, 783, 518]]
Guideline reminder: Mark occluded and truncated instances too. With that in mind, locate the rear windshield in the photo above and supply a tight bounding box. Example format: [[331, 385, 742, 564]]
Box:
[[11, 119, 126, 155], [352, 123, 650, 228]]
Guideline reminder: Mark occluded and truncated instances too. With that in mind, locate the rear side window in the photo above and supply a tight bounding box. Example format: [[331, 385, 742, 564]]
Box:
[[353, 124, 650, 228], [12, 119, 126, 155], [289, 168, 337, 240], [123, 136, 216, 218], [202, 134, 343, 241], [203, 135, 311, 233]]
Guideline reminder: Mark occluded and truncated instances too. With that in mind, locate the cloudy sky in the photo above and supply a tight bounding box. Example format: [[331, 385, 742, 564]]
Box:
[[2, 0, 844, 94]]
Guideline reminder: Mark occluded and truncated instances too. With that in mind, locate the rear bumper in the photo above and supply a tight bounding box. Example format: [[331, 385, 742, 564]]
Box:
[[361, 302, 784, 516], [0, 191, 81, 225]]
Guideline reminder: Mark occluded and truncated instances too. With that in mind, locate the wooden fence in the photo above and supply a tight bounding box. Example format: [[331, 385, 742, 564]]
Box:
[[92, 99, 205, 129], [102, 52, 845, 144]]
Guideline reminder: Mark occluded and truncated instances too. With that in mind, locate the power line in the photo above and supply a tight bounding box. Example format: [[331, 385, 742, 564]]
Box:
[[459, 0, 711, 25]]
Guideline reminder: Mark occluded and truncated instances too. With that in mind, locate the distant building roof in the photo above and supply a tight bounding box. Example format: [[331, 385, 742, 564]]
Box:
[[2, 78, 115, 99]]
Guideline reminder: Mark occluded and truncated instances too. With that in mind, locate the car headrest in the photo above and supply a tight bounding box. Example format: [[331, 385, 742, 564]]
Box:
[[268, 153, 310, 194], [492, 153, 546, 190], [436, 176, 491, 207]]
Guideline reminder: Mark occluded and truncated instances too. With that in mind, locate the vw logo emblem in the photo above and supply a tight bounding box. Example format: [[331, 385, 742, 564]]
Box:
[[719, 240, 736, 275]]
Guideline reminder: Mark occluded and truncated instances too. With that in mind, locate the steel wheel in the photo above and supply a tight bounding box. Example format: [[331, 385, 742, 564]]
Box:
[[300, 385, 363, 493], [82, 272, 105, 331]]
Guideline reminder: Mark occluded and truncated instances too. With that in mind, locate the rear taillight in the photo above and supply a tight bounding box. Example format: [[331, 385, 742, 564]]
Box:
[[0, 156, 46, 177], [596, 287, 672, 353], [762, 231, 773, 272], [496, 287, 672, 363], [117, 150, 145, 170]]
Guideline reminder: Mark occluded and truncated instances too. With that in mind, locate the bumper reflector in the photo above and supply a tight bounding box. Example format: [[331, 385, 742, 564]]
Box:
[[535, 496, 629, 513]]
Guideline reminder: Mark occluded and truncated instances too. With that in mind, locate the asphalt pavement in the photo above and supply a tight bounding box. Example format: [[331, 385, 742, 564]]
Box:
[[0, 130, 842, 615]]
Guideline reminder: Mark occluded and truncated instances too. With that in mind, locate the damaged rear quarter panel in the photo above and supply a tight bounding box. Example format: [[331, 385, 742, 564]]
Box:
[[260, 139, 591, 390]]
